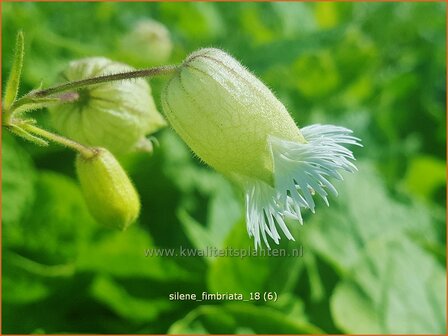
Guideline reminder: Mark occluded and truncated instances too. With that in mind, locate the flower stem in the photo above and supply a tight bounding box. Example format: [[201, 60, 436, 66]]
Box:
[[30, 64, 178, 98], [20, 122, 97, 158]]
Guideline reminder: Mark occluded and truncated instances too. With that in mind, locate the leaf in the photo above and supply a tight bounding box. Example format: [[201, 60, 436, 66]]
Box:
[[76, 225, 196, 281], [2, 251, 51, 304], [298, 162, 445, 334], [331, 237, 446, 333], [2, 248, 77, 306], [80, 227, 205, 328], [168, 303, 322, 334], [4, 31, 24, 111], [6, 171, 96, 265], [331, 281, 381, 333], [3, 171, 91, 304], [1, 132, 36, 226], [301, 162, 445, 333], [303, 161, 440, 273], [90, 275, 175, 323]]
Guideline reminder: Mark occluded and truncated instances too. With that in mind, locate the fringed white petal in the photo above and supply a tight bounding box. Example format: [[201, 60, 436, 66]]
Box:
[[270, 124, 361, 215], [244, 179, 294, 250], [244, 124, 361, 249]]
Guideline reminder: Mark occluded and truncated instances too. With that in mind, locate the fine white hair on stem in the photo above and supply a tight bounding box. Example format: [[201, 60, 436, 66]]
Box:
[[245, 124, 362, 249]]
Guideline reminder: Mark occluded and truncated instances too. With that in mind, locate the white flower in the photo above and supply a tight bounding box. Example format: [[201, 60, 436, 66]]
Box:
[[162, 48, 361, 249]]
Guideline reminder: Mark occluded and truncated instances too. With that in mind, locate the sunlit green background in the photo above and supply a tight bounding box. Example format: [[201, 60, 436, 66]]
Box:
[[2, 2, 446, 334]]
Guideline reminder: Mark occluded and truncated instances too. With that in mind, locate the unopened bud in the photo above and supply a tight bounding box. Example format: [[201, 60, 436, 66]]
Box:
[[162, 48, 306, 184], [119, 19, 173, 65], [76, 148, 140, 230]]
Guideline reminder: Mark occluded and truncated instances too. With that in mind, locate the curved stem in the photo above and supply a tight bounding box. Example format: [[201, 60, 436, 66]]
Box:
[[30, 64, 178, 98], [6, 63, 178, 156], [20, 122, 97, 158]]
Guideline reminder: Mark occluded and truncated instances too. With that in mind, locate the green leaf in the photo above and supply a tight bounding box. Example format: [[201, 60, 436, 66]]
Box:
[[331, 281, 381, 333], [302, 162, 445, 333], [331, 237, 446, 333], [1, 132, 36, 226], [81, 228, 203, 327], [6, 172, 95, 265], [168, 303, 323, 334], [2, 249, 76, 305], [4, 31, 24, 111], [3, 171, 90, 304], [77, 225, 195, 281], [90, 275, 175, 323], [2, 251, 51, 304], [303, 162, 440, 272]]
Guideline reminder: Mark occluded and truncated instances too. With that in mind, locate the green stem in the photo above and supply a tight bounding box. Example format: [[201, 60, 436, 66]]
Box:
[[5, 63, 178, 156], [20, 122, 97, 158], [30, 64, 178, 98]]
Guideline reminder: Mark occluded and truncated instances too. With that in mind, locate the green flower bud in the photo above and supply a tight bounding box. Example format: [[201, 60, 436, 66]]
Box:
[[162, 48, 361, 249], [163, 48, 306, 184], [76, 148, 140, 230], [119, 19, 173, 65], [49, 57, 166, 155]]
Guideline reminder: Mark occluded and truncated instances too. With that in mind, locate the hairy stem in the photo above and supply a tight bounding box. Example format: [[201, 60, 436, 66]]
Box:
[[30, 64, 178, 98], [20, 123, 97, 158]]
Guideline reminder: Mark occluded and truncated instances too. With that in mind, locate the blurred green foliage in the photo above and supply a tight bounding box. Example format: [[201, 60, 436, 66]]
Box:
[[2, 2, 446, 334]]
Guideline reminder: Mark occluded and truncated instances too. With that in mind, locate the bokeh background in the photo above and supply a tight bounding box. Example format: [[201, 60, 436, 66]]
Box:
[[2, 2, 446, 334]]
